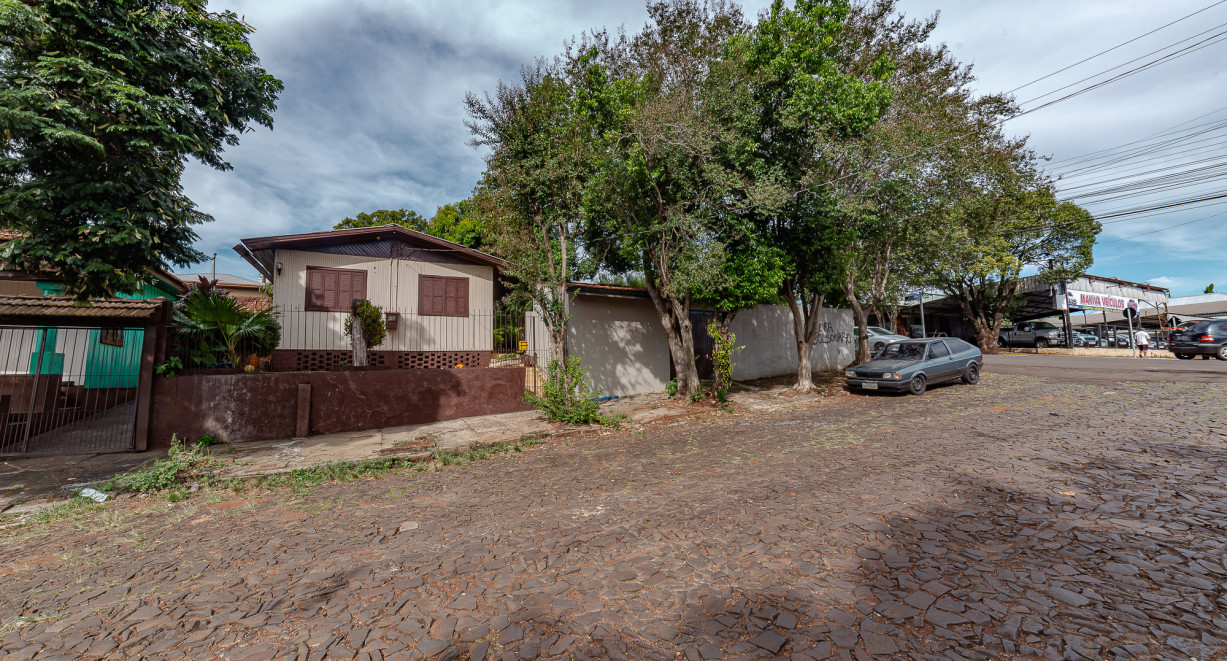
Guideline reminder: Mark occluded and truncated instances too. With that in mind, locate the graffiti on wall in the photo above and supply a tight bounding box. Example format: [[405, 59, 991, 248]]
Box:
[[814, 321, 855, 345]]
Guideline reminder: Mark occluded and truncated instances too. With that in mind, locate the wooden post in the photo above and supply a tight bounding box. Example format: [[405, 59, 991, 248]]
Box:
[[350, 300, 367, 367], [295, 384, 311, 438], [132, 323, 159, 452]]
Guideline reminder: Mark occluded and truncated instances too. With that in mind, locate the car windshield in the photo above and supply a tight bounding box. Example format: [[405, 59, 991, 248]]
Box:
[[1189, 321, 1214, 333], [867, 326, 892, 335], [878, 342, 925, 360], [1033, 322, 1057, 329]]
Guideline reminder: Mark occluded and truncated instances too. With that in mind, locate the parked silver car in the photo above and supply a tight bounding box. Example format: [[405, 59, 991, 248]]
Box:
[[856, 326, 910, 353], [846, 338, 983, 395]]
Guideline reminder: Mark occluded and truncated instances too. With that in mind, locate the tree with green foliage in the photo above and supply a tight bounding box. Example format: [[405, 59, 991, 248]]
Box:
[[823, 0, 979, 360], [728, 0, 892, 387], [333, 203, 491, 250], [426, 199, 491, 251], [1205, 283, 1216, 294], [0, 0, 282, 298], [913, 160, 1099, 352], [577, 0, 762, 398], [465, 61, 595, 369], [334, 209, 429, 232]]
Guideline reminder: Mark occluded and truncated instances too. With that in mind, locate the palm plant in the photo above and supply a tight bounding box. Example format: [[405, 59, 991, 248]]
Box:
[[173, 288, 281, 367]]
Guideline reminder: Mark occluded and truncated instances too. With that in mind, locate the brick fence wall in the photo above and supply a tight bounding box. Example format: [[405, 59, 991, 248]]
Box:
[[149, 367, 530, 449]]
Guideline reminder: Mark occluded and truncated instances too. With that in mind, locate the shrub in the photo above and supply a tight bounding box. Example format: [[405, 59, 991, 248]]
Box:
[[172, 284, 280, 367], [707, 320, 744, 402], [525, 356, 603, 424], [111, 436, 220, 494], [665, 380, 678, 397], [344, 299, 387, 348]]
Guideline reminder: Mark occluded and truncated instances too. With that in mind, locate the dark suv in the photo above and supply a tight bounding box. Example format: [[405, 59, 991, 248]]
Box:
[[1170, 320, 1227, 360]]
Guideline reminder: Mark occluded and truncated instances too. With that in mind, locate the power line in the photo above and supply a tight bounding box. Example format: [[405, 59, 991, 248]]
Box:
[[1016, 21, 1227, 107], [1004, 0, 1227, 94], [1098, 210, 1227, 244]]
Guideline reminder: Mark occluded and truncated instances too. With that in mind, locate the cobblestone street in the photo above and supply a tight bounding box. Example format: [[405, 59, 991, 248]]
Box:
[[2, 373, 1226, 660]]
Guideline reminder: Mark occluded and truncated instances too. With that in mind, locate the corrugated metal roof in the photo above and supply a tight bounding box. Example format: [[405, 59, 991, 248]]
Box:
[[0, 295, 168, 319]]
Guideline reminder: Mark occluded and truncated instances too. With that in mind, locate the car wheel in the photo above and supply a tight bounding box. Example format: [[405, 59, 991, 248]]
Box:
[[1176, 353, 1194, 360], [908, 374, 927, 396], [996, 337, 1006, 348], [1217, 345, 1227, 361], [962, 364, 980, 385], [1034, 338, 1048, 349]]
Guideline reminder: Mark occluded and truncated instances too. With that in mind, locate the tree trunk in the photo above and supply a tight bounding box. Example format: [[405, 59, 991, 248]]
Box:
[[351, 312, 367, 367], [673, 296, 700, 396], [644, 276, 697, 397], [784, 281, 824, 392], [844, 280, 871, 364]]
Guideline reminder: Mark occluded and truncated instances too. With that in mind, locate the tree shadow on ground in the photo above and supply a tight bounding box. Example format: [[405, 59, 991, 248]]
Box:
[[645, 439, 1227, 660]]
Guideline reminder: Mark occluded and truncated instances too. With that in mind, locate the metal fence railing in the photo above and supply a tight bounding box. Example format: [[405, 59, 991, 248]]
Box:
[[1, 325, 142, 456]]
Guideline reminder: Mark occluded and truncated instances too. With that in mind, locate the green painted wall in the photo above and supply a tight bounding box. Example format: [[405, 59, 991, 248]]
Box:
[[30, 277, 177, 387]]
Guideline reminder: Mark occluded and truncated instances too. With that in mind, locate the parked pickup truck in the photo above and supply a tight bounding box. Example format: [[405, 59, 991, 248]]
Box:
[[998, 321, 1066, 348]]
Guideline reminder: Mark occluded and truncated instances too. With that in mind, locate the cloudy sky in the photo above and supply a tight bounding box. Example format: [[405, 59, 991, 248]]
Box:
[[189, 0, 1227, 297]]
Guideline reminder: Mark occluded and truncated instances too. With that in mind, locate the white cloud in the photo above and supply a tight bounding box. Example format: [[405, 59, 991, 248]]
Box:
[[184, 0, 1227, 288]]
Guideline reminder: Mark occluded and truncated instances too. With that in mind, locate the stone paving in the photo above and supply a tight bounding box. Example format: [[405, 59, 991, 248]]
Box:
[[1, 373, 1226, 660]]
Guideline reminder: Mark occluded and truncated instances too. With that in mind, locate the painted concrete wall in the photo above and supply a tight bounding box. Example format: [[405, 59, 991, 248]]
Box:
[[272, 249, 495, 351], [149, 367, 531, 447], [729, 305, 856, 381], [566, 295, 672, 398], [554, 297, 856, 397]]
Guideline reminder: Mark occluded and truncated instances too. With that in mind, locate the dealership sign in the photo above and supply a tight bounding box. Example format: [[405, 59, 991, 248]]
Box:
[[1065, 290, 1138, 313]]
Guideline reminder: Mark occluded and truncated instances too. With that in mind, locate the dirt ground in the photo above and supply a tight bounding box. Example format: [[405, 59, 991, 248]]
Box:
[[1, 371, 1225, 660]]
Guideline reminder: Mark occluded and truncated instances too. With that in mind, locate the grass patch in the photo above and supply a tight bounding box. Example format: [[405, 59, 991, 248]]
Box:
[[32, 497, 104, 524], [104, 435, 222, 496], [254, 439, 544, 494]]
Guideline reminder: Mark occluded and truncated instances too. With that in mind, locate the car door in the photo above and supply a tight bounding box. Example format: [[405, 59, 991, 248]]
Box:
[[926, 341, 956, 380]]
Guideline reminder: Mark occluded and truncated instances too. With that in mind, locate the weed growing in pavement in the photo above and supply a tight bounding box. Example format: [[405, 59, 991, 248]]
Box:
[[194, 433, 221, 448], [32, 497, 104, 524], [254, 439, 545, 494], [107, 435, 222, 495]]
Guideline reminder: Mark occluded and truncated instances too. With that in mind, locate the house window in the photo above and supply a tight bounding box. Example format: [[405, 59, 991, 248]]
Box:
[[419, 275, 469, 317], [100, 328, 124, 347], [305, 266, 367, 312]]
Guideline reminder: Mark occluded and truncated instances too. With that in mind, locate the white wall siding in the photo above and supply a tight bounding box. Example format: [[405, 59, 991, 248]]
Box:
[[54, 328, 92, 382], [0, 327, 37, 374], [273, 249, 495, 351], [730, 305, 856, 381]]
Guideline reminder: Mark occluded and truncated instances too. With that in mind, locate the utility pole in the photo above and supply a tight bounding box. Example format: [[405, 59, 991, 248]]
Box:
[[918, 292, 927, 338], [211, 252, 217, 281], [1126, 303, 1136, 358]]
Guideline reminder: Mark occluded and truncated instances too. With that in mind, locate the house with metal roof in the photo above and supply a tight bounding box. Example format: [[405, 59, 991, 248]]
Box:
[[234, 225, 509, 371]]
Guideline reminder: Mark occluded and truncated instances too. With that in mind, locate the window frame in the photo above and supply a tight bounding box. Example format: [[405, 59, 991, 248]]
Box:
[[99, 328, 124, 347], [304, 266, 368, 313], [418, 274, 470, 318]]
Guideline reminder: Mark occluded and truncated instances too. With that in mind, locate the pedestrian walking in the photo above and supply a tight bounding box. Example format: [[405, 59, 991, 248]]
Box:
[[1135, 328, 1151, 358]]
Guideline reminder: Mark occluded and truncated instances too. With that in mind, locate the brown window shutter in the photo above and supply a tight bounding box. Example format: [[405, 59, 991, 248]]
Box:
[[353, 270, 367, 306], [307, 266, 367, 312], [306, 269, 325, 310], [419, 275, 467, 316], [322, 270, 338, 311]]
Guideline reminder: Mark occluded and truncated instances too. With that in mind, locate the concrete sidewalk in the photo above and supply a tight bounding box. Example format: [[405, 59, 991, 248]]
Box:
[[1, 374, 844, 512], [220, 409, 557, 478]]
